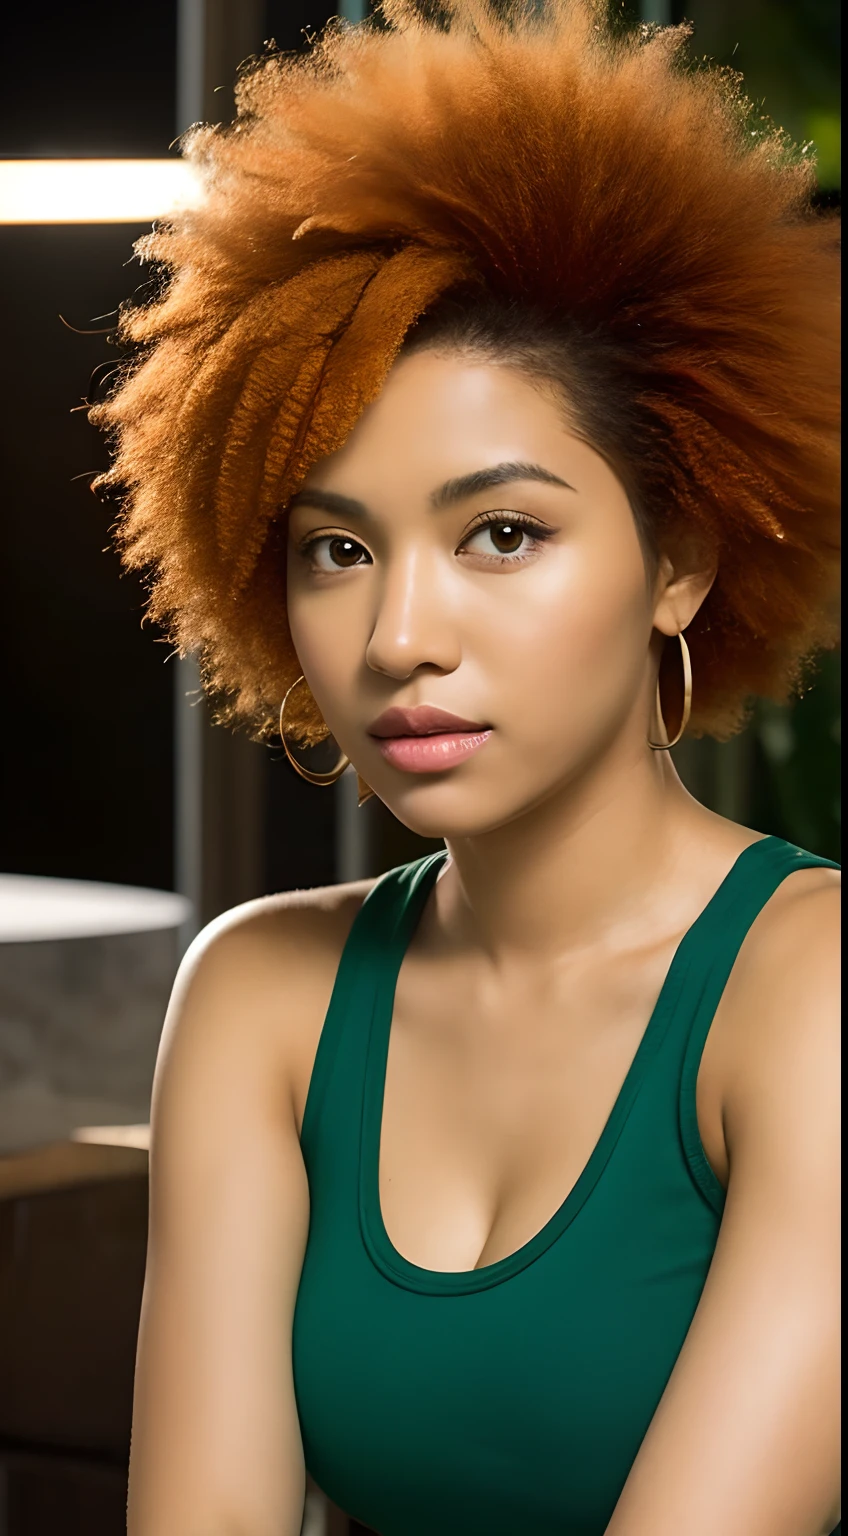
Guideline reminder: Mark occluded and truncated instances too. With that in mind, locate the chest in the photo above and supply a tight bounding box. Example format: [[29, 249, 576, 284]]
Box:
[[290, 893, 735, 1536], [376, 940, 730, 1273]]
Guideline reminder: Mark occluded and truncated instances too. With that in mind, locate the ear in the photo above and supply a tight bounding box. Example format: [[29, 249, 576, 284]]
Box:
[[651, 538, 718, 637]]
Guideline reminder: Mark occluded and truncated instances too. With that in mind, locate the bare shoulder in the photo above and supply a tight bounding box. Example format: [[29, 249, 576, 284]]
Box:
[[606, 851, 841, 1536], [186, 872, 381, 979], [714, 857, 840, 1155], [173, 874, 381, 1134], [130, 877, 381, 1532], [725, 858, 840, 1018]]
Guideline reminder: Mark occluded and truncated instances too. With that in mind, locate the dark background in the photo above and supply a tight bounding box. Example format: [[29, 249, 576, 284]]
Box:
[[1, 1, 347, 897]]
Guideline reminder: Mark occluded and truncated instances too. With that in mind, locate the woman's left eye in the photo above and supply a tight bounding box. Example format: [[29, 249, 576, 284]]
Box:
[[459, 516, 551, 563]]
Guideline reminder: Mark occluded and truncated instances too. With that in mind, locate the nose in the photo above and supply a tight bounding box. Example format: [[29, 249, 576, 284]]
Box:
[[364, 545, 461, 680]]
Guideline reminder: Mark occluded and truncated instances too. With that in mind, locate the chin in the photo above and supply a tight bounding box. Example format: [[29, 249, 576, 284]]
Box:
[[377, 779, 529, 843]]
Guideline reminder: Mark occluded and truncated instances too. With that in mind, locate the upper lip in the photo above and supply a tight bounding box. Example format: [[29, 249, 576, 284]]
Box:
[[368, 705, 491, 738]]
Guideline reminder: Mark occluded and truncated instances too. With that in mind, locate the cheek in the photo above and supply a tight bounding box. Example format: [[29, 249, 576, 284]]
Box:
[[472, 541, 650, 742], [286, 572, 366, 714]]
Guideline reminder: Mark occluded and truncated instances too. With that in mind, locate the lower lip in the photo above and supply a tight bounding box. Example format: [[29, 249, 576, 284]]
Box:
[[374, 730, 493, 772]]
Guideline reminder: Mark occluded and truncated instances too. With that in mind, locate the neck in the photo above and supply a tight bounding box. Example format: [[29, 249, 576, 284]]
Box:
[[438, 739, 709, 966]]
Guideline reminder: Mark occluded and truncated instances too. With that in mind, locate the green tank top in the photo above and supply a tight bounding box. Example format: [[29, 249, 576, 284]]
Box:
[[292, 836, 840, 1536]]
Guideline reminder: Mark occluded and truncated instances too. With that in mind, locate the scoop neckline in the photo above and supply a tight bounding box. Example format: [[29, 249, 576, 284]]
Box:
[[358, 837, 775, 1296]]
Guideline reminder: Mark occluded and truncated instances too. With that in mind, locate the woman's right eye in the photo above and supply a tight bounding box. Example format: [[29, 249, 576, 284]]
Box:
[[302, 535, 371, 572]]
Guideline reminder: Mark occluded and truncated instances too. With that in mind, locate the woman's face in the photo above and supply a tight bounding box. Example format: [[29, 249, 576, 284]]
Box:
[[286, 348, 664, 841]]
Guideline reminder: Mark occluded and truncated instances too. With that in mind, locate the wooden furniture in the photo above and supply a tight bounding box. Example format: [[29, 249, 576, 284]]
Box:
[[0, 1132, 375, 1535], [0, 1136, 149, 1535]]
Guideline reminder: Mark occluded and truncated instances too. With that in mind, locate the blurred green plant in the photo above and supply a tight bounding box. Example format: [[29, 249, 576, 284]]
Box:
[[749, 651, 841, 860], [805, 109, 841, 189], [680, 0, 841, 189]]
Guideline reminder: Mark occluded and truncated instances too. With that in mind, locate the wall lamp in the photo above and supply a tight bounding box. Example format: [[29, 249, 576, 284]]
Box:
[[0, 159, 201, 224]]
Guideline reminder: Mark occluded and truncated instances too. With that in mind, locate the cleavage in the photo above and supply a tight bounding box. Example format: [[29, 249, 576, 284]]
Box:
[[377, 973, 655, 1274]]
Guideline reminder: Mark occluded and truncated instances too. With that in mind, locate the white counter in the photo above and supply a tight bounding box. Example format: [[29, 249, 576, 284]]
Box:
[[0, 876, 191, 1156]]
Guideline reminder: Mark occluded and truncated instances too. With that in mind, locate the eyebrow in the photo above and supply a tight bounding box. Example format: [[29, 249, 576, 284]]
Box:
[[430, 461, 575, 508], [288, 460, 575, 520]]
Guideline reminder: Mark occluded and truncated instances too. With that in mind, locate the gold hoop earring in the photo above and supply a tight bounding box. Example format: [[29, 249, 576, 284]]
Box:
[[648, 631, 692, 751], [279, 675, 350, 786]]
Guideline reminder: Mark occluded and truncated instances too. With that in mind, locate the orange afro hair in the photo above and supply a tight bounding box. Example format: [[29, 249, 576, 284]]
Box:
[[90, 0, 840, 744]]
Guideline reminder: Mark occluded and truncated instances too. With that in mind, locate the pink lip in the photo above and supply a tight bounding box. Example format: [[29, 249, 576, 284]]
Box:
[[376, 730, 493, 773], [368, 705, 490, 738], [367, 704, 493, 775]]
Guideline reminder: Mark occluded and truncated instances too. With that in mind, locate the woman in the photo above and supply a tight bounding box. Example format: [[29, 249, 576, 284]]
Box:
[[92, 3, 840, 1533]]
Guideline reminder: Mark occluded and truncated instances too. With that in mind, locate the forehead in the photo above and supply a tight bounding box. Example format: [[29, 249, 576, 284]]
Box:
[[300, 350, 593, 496]]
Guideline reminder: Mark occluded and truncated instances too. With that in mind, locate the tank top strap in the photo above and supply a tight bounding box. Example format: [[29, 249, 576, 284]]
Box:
[[376, 849, 450, 950], [299, 850, 447, 1164], [676, 836, 840, 1214]]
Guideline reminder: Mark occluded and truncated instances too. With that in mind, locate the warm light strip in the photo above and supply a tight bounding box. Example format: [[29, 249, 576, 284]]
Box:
[[0, 159, 202, 224]]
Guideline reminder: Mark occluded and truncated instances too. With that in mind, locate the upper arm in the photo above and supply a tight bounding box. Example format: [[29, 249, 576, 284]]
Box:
[[127, 905, 317, 1536], [606, 872, 841, 1536]]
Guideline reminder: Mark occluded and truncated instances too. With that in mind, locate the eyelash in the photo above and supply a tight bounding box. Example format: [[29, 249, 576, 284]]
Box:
[[297, 511, 555, 572]]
